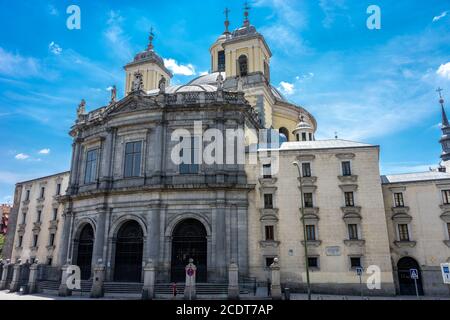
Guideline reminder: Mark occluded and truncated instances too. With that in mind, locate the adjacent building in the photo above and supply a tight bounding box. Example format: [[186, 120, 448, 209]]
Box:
[[0, 204, 11, 235]]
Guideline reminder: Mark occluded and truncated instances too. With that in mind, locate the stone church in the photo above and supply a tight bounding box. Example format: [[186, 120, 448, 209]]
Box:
[[3, 10, 450, 297]]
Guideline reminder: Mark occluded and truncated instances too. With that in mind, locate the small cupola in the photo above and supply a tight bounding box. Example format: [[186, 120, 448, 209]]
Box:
[[293, 115, 315, 142]]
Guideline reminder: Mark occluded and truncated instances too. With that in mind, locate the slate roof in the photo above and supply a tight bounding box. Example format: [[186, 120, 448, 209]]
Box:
[[381, 171, 450, 184]]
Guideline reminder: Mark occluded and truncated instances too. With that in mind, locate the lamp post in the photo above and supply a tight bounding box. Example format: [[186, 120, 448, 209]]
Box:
[[293, 161, 312, 300]]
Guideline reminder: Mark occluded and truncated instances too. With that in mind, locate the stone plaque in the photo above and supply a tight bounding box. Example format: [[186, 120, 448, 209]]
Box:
[[326, 246, 341, 256]]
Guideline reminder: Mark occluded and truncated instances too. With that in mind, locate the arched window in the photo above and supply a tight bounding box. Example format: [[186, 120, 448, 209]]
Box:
[[238, 55, 248, 76], [279, 127, 290, 142]]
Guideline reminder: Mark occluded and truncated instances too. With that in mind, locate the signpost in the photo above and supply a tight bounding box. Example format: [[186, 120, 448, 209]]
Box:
[[441, 263, 450, 284], [356, 267, 364, 299], [410, 269, 419, 299], [186, 267, 195, 301]]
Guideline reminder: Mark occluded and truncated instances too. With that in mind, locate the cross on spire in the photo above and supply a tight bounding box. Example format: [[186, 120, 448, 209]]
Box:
[[437, 87, 449, 127], [147, 27, 155, 51], [243, 1, 251, 26], [224, 8, 230, 34]]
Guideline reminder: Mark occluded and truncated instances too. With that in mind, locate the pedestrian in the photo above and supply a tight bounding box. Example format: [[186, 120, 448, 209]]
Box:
[[172, 282, 177, 299], [267, 278, 271, 297]]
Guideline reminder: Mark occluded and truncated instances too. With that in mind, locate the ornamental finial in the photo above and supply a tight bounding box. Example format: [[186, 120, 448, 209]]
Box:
[[224, 8, 231, 34], [243, 1, 251, 27], [147, 27, 155, 51]]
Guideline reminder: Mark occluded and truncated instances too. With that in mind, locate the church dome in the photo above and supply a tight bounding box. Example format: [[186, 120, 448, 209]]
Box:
[[146, 84, 218, 95]]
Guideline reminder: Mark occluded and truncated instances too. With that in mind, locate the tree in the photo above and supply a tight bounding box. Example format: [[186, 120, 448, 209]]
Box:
[[0, 234, 4, 259]]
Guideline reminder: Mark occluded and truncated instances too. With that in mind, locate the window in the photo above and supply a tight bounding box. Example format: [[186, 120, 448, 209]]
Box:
[[302, 163, 312, 178], [302, 132, 307, 141], [40, 187, 45, 199], [394, 193, 405, 207], [348, 224, 359, 240], [47, 258, 53, 266], [309, 133, 313, 141], [306, 225, 316, 241], [22, 212, 26, 224], [218, 50, 225, 72], [52, 208, 58, 221], [342, 161, 352, 176], [345, 192, 355, 207], [443, 190, 450, 205], [265, 226, 275, 241], [49, 233, 55, 246], [308, 257, 318, 268], [84, 149, 98, 183], [296, 134, 300, 142], [263, 164, 272, 179], [124, 141, 142, 177], [33, 234, 39, 247], [304, 193, 314, 208], [398, 224, 410, 241], [56, 183, 61, 196], [264, 194, 274, 209], [350, 257, 362, 268], [265, 257, 275, 267], [36, 210, 42, 222], [238, 55, 248, 76], [25, 190, 30, 201], [180, 137, 200, 174], [18, 236, 23, 247]]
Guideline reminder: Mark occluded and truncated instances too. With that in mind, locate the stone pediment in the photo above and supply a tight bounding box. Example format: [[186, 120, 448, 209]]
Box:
[[106, 94, 161, 117]]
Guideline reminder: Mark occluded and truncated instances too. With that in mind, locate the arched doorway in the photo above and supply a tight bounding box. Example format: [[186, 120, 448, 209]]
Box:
[[76, 224, 94, 280], [397, 257, 424, 296], [114, 221, 144, 283], [171, 219, 207, 283]]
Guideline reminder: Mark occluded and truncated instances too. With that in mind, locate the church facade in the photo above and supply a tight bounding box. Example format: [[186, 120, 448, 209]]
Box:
[[4, 12, 450, 297]]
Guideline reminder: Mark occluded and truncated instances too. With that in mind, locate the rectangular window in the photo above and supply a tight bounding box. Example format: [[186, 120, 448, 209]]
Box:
[[18, 236, 23, 247], [22, 212, 26, 224], [265, 226, 275, 241], [304, 193, 313, 208], [348, 224, 359, 240], [345, 192, 355, 207], [398, 224, 410, 241], [302, 163, 312, 178], [52, 208, 58, 221], [302, 132, 307, 141], [394, 193, 404, 207], [56, 183, 61, 196], [308, 257, 318, 268], [265, 257, 275, 267], [264, 194, 274, 209], [25, 190, 30, 201], [180, 137, 200, 174], [33, 234, 38, 247], [218, 50, 225, 72], [40, 187, 45, 199], [47, 258, 53, 266], [306, 225, 316, 241], [443, 190, 450, 205], [84, 149, 98, 183], [309, 133, 313, 141], [36, 210, 41, 222], [49, 233, 55, 246], [350, 257, 362, 268], [342, 161, 352, 176], [263, 164, 272, 179], [124, 141, 142, 178]]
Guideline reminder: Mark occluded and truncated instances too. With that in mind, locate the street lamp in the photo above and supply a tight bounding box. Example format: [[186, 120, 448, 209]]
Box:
[[293, 161, 312, 300]]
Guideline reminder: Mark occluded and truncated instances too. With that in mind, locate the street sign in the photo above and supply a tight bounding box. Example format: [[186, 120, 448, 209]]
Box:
[[410, 269, 419, 280], [187, 267, 195, 277], [441, 263, 450, 284], [356, 267, 363, 276]]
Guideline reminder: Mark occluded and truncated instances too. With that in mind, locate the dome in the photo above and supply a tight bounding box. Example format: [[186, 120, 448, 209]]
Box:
[[294, 116, 313, 132], [188, 72, 226, 86], [146, 84, 218, 95]]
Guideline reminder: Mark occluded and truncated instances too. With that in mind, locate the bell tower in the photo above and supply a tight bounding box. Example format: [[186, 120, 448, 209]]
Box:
[[124, 29, 173, 95]]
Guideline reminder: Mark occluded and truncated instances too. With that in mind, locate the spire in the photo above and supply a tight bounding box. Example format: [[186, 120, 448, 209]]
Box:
[[147, 27, 155, 51], [243, 1, 251, 27], [438, 87, 449, 127], [224, 8, 230, 34]]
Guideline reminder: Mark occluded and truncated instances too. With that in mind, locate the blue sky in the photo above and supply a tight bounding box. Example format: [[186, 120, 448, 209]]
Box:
[[0, 0, 450, 203]]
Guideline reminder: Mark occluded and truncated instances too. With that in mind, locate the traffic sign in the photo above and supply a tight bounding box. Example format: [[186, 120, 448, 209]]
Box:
[[441, 263, 450, 284], [186, 267, 195, 277], [356, 267, 363, 276], [410, 269, 419, 280]]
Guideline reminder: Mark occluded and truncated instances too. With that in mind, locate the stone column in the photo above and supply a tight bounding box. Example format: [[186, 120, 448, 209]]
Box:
[[228, 261, 239, 300], [270, 258, 282, 300], [99, 128, 116, 189], [146, 205, 160, 265], [57, 209, 73, 267], [0, 260, 10, 290], [90, 259, 106, 298], [142, 260, 156, 300], [27, 262, 39, 294], [9, 260, 21, 292], [58, 265, 73, 297], [92, 208, 107, 269], [68, 138, 83, 194], [184, 259, 197, 300]]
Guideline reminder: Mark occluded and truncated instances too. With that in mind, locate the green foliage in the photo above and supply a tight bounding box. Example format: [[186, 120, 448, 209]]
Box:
[[0, 234, 4, 259]]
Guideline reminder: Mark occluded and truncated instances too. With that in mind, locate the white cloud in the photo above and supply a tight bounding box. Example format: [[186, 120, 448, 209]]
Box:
[[199, 71, 209, 76], [48, 4, 59, 16], [433, 11, 448, 22], [104, 11, 133, 61], [437, 62, 450, 80], [278, 81, 295, 95], [15, 153, 29, 160], [49, 42, 62, 55], [319, 0, 352, 28], [163, 58, 196, 76], [38, 149, 50, 155], [0, 47, 42, 78]]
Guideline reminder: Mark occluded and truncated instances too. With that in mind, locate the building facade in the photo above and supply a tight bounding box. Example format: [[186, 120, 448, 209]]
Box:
[[3, 12, 450, 297], [0, 204, 11, 235]]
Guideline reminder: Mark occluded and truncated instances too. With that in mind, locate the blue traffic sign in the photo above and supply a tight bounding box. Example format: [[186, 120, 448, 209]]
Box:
[[410, 269, 419, 280], [356, 267, 363, 276]]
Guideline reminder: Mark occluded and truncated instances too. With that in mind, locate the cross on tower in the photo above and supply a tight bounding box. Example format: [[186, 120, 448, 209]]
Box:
[[244, 1, 251, 26], [437, 87, 445, 105], [147, 27, 155, 51], [224, 8, 230, 33]]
